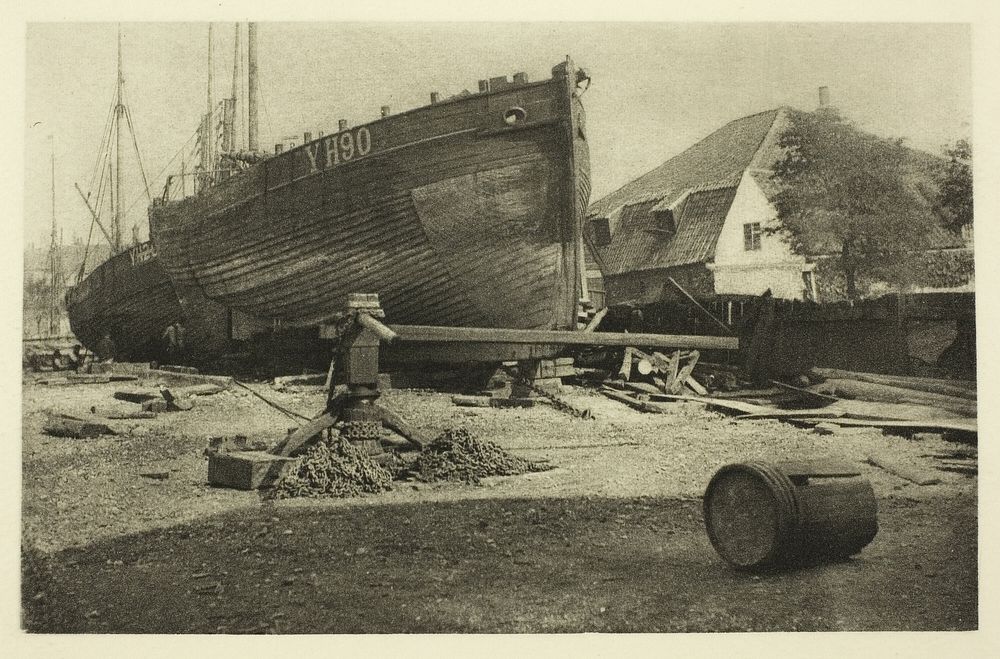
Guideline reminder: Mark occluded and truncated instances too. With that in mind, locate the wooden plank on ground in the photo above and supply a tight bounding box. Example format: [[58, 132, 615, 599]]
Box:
[[866, 453, 942, 485], [42, 412, 115, 438], [771, 379, 841, 405], [738, 408, 848, 421], [738, 400, 961, 422], [623, 381, 663, 396], [685, 375, 708, 396], [144, 369, 235, 389], [790, 417, 977, 434], [646, 393, 775, 416], [821, 378, 977, 417], [599, 387, 667, 414], [813, 368, 976, 400]]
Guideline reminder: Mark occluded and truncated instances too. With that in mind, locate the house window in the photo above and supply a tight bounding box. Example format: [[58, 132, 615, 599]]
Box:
[[654, 208, 677, 235], [743, 222, 762, 251], [591, 217, 612, 246]]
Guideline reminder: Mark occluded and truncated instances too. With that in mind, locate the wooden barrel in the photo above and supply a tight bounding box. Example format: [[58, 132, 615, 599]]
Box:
[[703, 461, 878, 570]]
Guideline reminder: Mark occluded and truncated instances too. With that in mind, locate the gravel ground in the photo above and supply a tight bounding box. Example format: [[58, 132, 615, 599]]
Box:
[[20, 375, 978, 632]]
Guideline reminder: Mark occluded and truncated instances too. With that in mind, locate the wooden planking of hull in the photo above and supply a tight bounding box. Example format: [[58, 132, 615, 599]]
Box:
[[66, 243, 186, 362], [149, 59, 591, 338]]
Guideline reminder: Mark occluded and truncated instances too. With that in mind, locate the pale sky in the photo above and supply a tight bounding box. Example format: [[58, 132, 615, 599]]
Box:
[[23, 21, 971, 247]]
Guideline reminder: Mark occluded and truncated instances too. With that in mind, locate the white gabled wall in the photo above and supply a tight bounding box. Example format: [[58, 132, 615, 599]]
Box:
[[709, 171, 813, 299]]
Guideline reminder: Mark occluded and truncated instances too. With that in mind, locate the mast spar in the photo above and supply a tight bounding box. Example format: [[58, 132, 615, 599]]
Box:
[[203, 23, 214, 190], [113, 24, 124, 253], [48, 135, 60, 335], [248, 22, 259, 152]]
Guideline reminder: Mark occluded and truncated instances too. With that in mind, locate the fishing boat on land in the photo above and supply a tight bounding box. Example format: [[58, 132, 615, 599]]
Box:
[[149, 24, 593, 362], [65, 28, 198, 363]]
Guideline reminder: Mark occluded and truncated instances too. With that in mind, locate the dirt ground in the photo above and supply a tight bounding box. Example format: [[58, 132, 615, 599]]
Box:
[[20, 375, 978, 633]]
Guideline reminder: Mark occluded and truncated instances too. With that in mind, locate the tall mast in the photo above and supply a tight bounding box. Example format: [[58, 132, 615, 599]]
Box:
[[205, 23, 214, 187], [49, 135, 59, 335], [225, 22, 240, 153], [247, 22, 259, 152], [113, 24, 124, 252]]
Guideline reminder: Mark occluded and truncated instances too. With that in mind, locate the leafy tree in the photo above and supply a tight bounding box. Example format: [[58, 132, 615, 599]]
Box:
[[770, 109, 940, 299], [934, 139, 973, 234]]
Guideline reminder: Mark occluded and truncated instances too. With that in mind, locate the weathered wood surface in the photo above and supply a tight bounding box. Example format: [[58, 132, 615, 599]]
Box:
[[813, 368, 976, 400], [377, 405, 428, 448], [866, 453, 942, 486], [150, 62, 589, 336], [145, 369, 235, 389], [583, 307, 608, 332], [821, 379, 976, 417], [771, 379, 840, 404], [388, 325, 739, 350], [42, 413, 116, 439], [65, 246, 186, 362], [174, 383, 227, 397], [791, 417, 977, 434], [738, 400, 962, 422], [599, 387, 667, 414]]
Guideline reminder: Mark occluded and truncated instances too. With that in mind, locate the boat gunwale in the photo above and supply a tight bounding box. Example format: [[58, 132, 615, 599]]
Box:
[[155, 116, 563, 223]]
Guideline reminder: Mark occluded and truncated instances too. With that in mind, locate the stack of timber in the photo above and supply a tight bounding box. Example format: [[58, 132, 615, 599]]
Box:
[[599, 346, 746, 412], [597, 358, 977, 441]]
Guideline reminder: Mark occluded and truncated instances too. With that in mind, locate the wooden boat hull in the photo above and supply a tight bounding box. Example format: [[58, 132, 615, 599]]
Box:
[[65, 244, 185, 362], [65, 241, 232, 364], [149, 61, 590, 343]]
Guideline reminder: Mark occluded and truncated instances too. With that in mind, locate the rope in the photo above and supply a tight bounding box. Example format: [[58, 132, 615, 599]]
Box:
[[122, 121, 201, 211], [233, 379, 312, 422], [121, 89, 152, 203], [86, 92, 116, 196]]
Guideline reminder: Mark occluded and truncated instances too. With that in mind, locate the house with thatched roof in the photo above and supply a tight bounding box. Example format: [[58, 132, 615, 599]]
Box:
[[587, 107, 971, 307]]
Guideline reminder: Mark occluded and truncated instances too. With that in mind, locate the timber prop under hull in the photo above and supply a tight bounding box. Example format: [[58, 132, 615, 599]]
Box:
[[149, 60, 591, 350], [65, 243, 186, 362]]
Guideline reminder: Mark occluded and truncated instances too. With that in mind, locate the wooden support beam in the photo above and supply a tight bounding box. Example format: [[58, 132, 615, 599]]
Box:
[[667, 276, 734, 335], [583, 307, 608, 332], [386, 325, 739, 350], [618, 347, 633, 380], [357, 313, 398, 343]]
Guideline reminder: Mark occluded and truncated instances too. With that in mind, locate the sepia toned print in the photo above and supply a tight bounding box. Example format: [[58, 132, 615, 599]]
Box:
[[21, 21, 974, 634]]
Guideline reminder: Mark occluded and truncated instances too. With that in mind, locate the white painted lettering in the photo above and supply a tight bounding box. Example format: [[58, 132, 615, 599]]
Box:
[[357, 127, 371, 156], [304, 143, 321, 173], [340, 132, 355, 161], [325, 136, 339, 168]]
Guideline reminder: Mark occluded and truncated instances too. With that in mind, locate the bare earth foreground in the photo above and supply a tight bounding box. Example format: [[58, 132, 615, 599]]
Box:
[[21, 377, 977, 633]]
